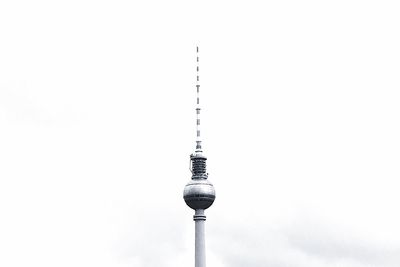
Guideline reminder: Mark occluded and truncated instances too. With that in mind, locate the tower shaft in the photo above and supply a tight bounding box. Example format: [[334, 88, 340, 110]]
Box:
[[194, 209, 206, 267]]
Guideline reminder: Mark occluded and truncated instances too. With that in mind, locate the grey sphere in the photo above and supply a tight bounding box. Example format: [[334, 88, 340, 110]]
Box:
[[183, 178, 216, 210]]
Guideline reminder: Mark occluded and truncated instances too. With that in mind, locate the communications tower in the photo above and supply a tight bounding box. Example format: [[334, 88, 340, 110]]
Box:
[[183, 46, 216, 267]]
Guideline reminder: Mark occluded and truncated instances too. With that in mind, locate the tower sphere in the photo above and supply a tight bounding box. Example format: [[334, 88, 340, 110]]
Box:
[[183, 178, 216, 210]]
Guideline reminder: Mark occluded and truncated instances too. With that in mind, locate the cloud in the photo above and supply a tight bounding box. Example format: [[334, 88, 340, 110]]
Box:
[[209, 217, 400, 267], [111, 204, 190, 267], [285, 221, 400, 267]]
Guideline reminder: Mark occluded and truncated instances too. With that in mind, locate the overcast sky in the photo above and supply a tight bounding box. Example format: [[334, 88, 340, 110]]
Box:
[[1, 1, 400, 267]]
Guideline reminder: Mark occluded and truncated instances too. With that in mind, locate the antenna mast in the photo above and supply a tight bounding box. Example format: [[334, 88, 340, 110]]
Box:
[[195, 46, 202, 153]]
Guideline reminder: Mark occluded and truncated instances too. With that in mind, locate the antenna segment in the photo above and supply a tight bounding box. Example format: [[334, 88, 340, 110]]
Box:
[[196, 46, 202, 153]]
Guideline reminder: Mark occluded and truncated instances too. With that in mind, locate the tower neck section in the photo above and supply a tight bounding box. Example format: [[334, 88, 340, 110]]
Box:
[[194, 209, 206, 267], [190, 153, 207, 179]]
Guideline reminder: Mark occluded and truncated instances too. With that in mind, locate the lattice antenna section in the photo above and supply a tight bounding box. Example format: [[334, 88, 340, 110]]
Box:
[[195, 46, 202, 153]]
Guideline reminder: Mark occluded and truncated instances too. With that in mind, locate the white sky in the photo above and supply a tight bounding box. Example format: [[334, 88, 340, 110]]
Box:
[[1, 1, 400, 266]]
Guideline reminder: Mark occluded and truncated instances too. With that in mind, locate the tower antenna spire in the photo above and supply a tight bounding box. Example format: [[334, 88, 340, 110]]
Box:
[[195, 46, 202, 153]]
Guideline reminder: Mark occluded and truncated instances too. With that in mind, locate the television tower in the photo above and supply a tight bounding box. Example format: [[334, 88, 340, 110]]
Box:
[[183, 46, 216, 267]]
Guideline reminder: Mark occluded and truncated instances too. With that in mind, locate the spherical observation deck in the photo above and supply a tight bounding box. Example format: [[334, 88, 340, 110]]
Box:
[[183, 178, 216, 210]]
